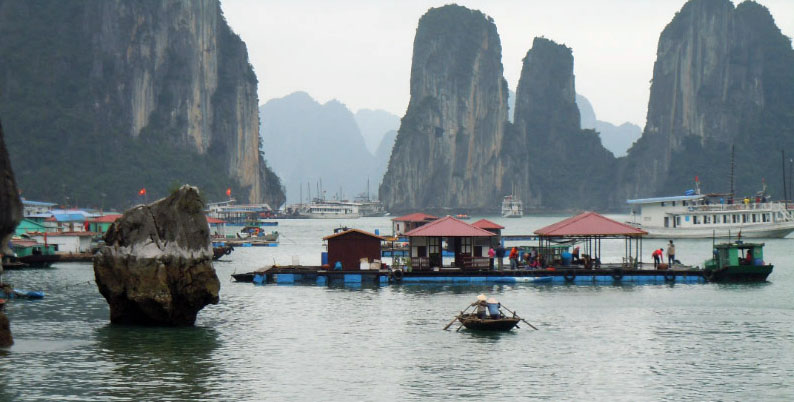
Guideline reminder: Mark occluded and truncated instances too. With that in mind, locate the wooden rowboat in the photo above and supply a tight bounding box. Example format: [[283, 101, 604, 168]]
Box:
[[457, 313, 520, 331]]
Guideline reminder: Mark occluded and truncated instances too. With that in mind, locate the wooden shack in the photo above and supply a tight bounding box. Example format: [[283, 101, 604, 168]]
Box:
[[323, 229, 385, 271]]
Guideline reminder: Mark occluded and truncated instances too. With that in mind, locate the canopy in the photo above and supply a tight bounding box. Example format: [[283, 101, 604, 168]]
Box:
[[404, 216, 495, 237], [534, 211, 647, 237]]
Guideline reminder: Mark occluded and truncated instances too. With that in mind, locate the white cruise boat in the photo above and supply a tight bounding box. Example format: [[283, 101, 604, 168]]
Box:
[[299, 199, 361, 219], [501, 195, 523, 218], [627, 185, 794, 239]]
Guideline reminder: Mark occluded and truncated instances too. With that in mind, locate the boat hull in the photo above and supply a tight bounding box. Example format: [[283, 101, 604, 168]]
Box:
[[638, 223, 794, 239], [705, 264, 773, 282], [459, 314, 520, 331]]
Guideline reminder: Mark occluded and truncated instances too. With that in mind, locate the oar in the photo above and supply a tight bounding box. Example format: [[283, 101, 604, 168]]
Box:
[[501, 304, 538, 330], [443, 315, 461, 331]]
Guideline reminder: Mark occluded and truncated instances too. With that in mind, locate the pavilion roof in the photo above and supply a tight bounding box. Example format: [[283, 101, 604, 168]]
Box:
[[391, 212, 438, 223], [404, 216, 496, 237], [472, 219, 504, 230], [534, 211, 647, 237], [322, 228, 385, 241]]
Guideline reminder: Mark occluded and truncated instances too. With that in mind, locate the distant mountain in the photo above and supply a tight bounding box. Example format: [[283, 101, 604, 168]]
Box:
[[259, 92, 376, 203], [576, 94, 641, 157], [373, 129, 398, 188], [354, 109, 400, 155]]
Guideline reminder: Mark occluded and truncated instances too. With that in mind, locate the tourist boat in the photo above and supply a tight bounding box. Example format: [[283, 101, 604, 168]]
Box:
[[298, 199, 361, 219], [627, 180, 794, 238], [457, 313, 520, 331], [237, 226, 279, 241], [702, 241, 773, 282], [501, 195, 523, 218]]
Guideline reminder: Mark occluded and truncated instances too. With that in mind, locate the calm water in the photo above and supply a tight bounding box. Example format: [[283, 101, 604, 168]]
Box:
[[1, 215, 793, 401]]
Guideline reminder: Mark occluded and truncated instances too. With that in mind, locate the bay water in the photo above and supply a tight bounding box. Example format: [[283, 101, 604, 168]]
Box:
[[1, 215, 793, 401]]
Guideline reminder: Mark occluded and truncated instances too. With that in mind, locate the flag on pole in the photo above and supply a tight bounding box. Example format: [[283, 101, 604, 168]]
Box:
[[138, 188, 146, 196], [226, 188, 231, 197]]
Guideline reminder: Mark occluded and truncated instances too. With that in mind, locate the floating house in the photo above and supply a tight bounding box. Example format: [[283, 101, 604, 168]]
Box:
[[21, 198, 56, 216], [404, 216, 495, 270], [30, 231, 95, 254], [14, 219, 48, 236], [391, 213, 438, 236], [323, 229, 384, 270]]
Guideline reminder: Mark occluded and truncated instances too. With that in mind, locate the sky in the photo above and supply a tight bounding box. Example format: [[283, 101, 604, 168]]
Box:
[[221, 0, 794, 127]]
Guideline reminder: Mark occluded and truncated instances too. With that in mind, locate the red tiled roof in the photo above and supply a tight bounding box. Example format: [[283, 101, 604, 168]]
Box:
[[391, 212, 438, 222], [472, 219, 504, 230], [404, 216, 496, 237], [89, 214, 122, 223], [322, 228, 385, 241], [206, 217, 226, 224], [534, 211, 647, 237]]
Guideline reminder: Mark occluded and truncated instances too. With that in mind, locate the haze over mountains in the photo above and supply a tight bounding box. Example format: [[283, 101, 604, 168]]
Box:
[[259, 92, 398, 203]]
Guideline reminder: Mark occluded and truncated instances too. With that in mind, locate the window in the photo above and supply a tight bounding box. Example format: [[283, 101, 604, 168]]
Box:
[[672, 201, 676, 206], [428, 237, 440, 255], [693, 216, 700, 224], [661, 202, 665, 207], [675, 216, 681, 226], [704, 215, 711, 224], [723, 215, 728, 223], [752, 214, 757, 223], [461, 237, 472, 255], [742, 214, 748, 223]]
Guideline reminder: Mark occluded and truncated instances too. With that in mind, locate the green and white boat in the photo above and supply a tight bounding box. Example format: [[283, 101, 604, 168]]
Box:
[[703, 241, 773, 282]]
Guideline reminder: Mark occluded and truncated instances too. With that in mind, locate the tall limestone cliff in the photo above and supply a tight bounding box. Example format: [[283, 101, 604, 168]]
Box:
[[621, 0, 794, 199], [379, 5, 508, 213], [504, 38, 617, 210], [0, 0, 284, 208]]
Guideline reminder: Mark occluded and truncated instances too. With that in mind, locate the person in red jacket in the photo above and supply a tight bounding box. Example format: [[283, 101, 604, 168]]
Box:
[[509, 247, 519, 270], [652, 248, 663, 268]]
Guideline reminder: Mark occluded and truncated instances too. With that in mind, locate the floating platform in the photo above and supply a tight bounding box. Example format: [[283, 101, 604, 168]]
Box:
[[232, 265, 706, 286]]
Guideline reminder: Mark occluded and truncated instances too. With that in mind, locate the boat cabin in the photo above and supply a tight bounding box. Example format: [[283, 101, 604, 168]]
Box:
[[323, 229, 384, 270], [403, 216, 495, 270], [710, 242, 765, 268]]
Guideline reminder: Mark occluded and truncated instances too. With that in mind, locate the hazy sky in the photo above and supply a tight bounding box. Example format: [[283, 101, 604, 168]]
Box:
[[221, 0, 793, 127]]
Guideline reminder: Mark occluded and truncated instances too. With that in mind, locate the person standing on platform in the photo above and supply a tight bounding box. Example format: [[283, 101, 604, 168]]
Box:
[[667, 240, 676, 267], [488, 247, 495, 270], [495, 244, 506, 271], [652, 248, 662, 268], [509, 247, 519, 270]]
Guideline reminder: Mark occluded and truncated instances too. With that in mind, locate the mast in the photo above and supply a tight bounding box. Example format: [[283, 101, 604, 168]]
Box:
[[729, 145, 735, 203], [783, 150, 788, 209]]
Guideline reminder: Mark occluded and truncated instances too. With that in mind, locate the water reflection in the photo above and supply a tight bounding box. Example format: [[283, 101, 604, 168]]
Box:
[[94, 324, 221, 400]]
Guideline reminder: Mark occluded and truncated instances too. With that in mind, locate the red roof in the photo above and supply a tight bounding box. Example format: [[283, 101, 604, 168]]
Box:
[[534, 211, 647, 237], [206, 217, 226, 224], [404, 216, 496, 237], [472, 219, 504, 230], [391, 212, 438, 222], [89, 214, 122, 223], [322, 228, 385, 241]]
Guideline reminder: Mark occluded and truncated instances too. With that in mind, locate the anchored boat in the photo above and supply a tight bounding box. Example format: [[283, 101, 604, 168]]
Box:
[[703, 241, 773, 282]]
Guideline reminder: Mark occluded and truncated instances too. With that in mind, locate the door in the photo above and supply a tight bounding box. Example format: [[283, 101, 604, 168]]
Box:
[[664, 217, 669, 228]]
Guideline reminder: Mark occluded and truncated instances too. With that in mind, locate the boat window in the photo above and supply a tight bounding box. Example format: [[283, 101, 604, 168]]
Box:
[[675, 216, 681, 226], [742, 214, 748, 223], [752, 214, 757, 223], [723, 215, 728, 223], [732, 214, 738, 223], [682, 201, 687, 206], [704, 215, 711, 224], [693, 216, 700, 224], [661, 202, 665, 207], [672, 201, 676, 206]]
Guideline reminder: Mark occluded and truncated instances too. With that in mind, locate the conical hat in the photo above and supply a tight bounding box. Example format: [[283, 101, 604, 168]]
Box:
[[476, 294, 487, 301], [487, 298, 498, 304]]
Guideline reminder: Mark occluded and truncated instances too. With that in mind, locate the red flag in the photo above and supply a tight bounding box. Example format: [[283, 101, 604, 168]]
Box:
[[695, 176, 699, 182], [138, 188, 146, 196], [226, 188, 231, 197]]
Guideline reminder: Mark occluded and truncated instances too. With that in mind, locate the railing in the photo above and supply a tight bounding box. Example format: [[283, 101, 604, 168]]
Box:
[[411, 257, 431, 271], [462, 256, 490, 270]]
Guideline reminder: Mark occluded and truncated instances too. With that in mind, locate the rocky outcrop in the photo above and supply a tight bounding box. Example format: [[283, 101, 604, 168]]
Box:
[[0, 119, 22, 347], [93, 186, 219, 326], [0, 120, 21, 256], [504, 38, 617, 210], [380, 5, 509, 213], [620, 0, 794, 198], [0, 0, 285, 208], [577, 94, 641, 157]]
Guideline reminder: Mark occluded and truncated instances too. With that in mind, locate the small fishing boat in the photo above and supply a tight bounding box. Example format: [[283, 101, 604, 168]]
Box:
[[444, 295, 537, 332], [703, 240, 773, 282], [0, 288, 45, 299]]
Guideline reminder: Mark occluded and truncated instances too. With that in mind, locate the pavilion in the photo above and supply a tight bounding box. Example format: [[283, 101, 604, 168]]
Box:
[[534, 211, 648, 268], [403, 216, 495, 270]]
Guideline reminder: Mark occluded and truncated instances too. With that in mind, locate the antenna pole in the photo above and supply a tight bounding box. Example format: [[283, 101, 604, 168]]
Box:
[[783, 150, 788, 210], [729, 145, 735, 203]]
